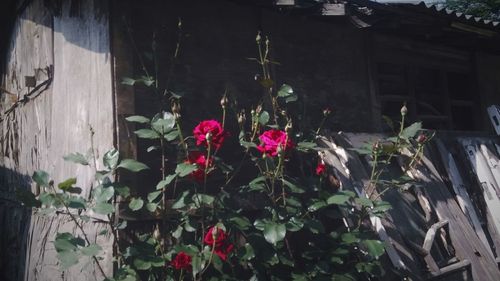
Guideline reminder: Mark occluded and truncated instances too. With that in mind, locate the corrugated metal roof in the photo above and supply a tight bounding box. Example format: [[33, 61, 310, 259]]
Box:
[[371, 0, 500, 29]]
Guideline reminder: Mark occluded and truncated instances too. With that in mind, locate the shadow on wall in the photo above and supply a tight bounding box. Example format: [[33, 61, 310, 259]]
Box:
[[0, 166, 32, 281]]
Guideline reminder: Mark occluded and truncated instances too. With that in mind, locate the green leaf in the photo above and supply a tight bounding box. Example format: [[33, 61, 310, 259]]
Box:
[[258, 111, 270, 126], [129, 198, 144, 211], [308, 201, 327, 212], [134, 129, 160, 139], [115, 185, 131, 198], [229, 216, 251, 230], [172, 225, 183, 239], [63, 152, 89, 166], [249, 176, 266, 191], [341, 232, 360, 244], [355, 197, 373, 208], [192, 194, 214, 206], [305, 219, 325, 234], [285, 217, 304, 232], [32, 170, 50, 187], [103, 148, 119, 170], [156, 174, 177, 190], [175, 163, 198, 177], [296, 141, 319, 152], [240, 140, 257, 149], [172, 190, 189, 209], [282, 178, 305, 194], [93, 185, 115, 202], [326, 193, 352, 205], [54, 234, 78, 252], [122, 77, 136, 86], [147, 191, 162, 202], [39, 193, 56, 206], [57, 250, 79, 269], [401, 122, 422, 140], [277, 84, 293, 97], [93, 202, 115, 215], [146, 203, 157, 212], [240, 243, 255, 260], [263, 222, 286, 245], [151, 113, 175, 133], [67, 196, 86, 209], [133, 258, 151, 271], [372, 200, 392, 214], [362, 240, 385, 258], [81, 244, 102, 256], [125, 115, 150, 124], [58, 178, 77, 191], [164, 129, 179, 141], [118, 159, 149, 172], [191, 255, 203, 278]]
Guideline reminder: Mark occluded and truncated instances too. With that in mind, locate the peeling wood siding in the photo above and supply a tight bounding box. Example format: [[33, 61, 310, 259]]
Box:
[[0, 0, 114, 280]]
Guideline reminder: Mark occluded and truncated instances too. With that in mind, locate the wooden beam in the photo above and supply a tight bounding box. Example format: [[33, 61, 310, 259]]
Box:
[[435, 139, 494, 258], [321, 4, 345, 16]]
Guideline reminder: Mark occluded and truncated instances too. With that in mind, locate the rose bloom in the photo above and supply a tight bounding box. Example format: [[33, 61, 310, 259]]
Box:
[[186, 151, 212, 182], [204, 226, 228, 248], [214, 243, 234, 261], [193, 120, 227, 149], [204, 226, 234, 261], [316, 162, 326, 176], [171, 252, 192, 270], [257, 129, 294, 157]]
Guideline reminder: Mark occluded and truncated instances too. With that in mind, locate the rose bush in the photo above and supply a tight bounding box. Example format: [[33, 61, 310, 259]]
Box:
[[17, 30, 430, 281]]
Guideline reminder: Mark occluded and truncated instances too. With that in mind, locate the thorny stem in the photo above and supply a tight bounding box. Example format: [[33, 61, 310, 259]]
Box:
[[176, 120, 189, 158], [49, 184, 108, 279], [89, 126, 122, 262], [315, 116, 327, 135]]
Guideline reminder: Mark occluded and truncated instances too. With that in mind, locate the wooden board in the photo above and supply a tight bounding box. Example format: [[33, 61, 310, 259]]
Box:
[[0, 0, 114, 280]]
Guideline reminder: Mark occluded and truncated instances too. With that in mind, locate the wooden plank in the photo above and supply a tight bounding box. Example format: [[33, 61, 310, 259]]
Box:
[[459, 138, 500, 238], [435, 139, 493, 258], [403, 144, 500, 281], [1, 0, 115, 280]]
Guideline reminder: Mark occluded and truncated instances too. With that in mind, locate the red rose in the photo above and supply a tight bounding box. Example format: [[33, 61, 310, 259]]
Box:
[[186, 151, 212, 182], [204, 226, 227, 248], [193, 120, 227, 149], [204, 226, 233, 261], [257, 129, 294, 157], [316, 162, 326, 176], [171, 252, 192, 270], [214, 243, 234, 261]]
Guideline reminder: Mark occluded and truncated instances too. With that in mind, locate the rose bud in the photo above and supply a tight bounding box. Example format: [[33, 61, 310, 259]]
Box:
[[238, 110, 246, 126], [400, 105, 408, 116], [323, 108, 332, 117], [417, 134, 427, 144], [220, 94, 229, 109], [171, 101, 181, 120], [285, 121, 293, 133], [153, 227, 161, 240], [256, 105, 263, 115]]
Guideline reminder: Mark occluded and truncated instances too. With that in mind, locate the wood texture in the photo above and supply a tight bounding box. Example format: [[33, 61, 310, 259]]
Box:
[[0, 0, 114, 280]]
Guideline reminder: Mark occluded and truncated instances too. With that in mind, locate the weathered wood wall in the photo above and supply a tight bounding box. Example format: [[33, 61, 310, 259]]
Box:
[[0, 0, 114, 280]]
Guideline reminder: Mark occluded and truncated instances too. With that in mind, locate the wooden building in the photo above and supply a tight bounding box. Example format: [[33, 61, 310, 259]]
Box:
[[0, 0, 499, 280]]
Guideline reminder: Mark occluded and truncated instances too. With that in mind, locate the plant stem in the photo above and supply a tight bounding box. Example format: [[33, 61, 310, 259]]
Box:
[[49, 184, 108, 279]]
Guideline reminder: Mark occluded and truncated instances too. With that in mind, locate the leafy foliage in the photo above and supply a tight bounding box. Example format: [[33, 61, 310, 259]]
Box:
[[14, 29, 433, 281]]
